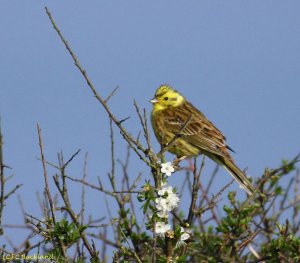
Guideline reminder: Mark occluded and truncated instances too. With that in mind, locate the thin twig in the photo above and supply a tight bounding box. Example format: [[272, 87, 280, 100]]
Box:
[[37, 124, 56, 224], [133, 101, 152, 152], [119, 227, 142, 263], [80, 152, 88, 224], [62, 149, 81, 169], [104, 86, 119, 103], [186, 157, 202, 224]]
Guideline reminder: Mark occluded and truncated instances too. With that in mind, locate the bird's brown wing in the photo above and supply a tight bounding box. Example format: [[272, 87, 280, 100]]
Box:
[[163, 102, 231, 159]]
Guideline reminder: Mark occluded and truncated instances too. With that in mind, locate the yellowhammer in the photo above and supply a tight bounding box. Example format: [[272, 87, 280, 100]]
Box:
[[150, 85, 254, 195]]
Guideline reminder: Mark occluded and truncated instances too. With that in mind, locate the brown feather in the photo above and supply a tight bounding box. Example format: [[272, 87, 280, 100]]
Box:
[[161, 101, 232, 159]]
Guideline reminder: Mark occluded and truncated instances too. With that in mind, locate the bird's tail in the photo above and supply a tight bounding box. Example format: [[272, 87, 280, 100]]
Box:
[[208, 154, 255, 196]]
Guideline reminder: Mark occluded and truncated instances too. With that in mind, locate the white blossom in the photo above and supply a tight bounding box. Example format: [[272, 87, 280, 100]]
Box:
[[155, 184, 179, 219], [176, 227, 191, 247], [181, 232, 190, 241], [155, 197, 167, 211], [155, 190, 179, 213], [154, 222, 171, 236], [158, 185, 173, 197], [180, 227, 190, 241], [157, 210, 169, 218], [161, 162, 175, 176], [164, 193, 180, 211]]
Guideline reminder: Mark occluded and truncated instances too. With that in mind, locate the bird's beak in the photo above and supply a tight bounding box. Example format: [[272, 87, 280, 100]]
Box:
[[150, 98, 158, 104]]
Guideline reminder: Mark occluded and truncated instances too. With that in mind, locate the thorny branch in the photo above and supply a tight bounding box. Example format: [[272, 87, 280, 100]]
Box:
[[0, 120, 22, 236], [37, 124, 56, 224], [45, 7, 158, 171]]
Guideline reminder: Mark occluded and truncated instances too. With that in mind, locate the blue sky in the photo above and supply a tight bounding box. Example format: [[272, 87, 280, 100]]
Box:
[[1, 0, 300, 255]]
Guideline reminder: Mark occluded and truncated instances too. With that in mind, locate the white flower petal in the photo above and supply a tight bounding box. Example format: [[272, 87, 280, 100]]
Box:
[[157, 210, 169, 218], [181, 233, 190, 241], [158, 185, 174, 196], [161, 162, 175, 176], [154, 222, 171, 236], [155, 197, 167, 211]]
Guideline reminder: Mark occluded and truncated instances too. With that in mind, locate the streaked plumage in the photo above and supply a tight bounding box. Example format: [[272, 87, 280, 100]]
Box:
[[150, 85, 254, 195]]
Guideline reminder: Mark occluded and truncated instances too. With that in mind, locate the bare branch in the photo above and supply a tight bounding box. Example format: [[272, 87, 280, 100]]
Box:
[[37, 124, 56, 224]]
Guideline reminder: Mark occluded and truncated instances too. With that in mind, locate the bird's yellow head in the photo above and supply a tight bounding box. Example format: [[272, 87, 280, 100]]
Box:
[[150, 85, 185, 112]]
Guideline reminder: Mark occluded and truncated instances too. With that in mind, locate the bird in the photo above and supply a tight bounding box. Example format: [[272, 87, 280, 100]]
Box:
[[150, 84, 255, 195]]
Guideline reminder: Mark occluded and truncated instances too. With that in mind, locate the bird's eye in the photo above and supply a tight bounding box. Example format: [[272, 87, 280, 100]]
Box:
[[164, 97, 169, 101]]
